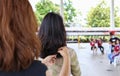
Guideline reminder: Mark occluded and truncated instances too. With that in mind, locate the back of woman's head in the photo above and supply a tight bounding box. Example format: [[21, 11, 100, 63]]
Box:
[[0, 0, 41, 71], [38, 12, 66, 58]]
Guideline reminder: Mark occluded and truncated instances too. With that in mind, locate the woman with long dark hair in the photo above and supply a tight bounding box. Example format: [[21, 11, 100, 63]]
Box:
[[38, 12, 81, 76]]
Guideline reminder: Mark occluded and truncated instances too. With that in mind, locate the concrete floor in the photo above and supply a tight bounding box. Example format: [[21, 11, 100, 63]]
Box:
[[67, 43, 120, 76]]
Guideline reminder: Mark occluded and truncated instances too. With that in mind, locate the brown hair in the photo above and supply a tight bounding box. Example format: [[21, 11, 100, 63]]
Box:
[[0, 0, 41, 71]]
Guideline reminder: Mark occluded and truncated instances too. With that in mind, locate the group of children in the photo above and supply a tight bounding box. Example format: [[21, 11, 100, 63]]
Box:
[[90, 36, 120, 65], [90, 38, 104, 55]]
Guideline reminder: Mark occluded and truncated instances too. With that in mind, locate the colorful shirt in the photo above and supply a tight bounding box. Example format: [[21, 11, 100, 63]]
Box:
[[90, 41, 95, 47], [114, 44, 120, 52], [49, 47, 81, 76], [97, 40, 102, 46]]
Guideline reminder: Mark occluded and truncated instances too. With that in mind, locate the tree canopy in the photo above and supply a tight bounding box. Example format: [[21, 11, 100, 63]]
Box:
[[64, 0, 76, 23], [86, 0, 120, 27], [35, 0, 59, 24], [35, 0, 77, 26]]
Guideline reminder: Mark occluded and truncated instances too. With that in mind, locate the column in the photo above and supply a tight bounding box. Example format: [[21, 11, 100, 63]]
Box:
[[110, 0, 115, 28], [60, 0, 64, 18]]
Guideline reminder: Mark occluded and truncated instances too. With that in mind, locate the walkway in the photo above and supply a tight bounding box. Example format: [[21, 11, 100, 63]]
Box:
[[67, 43, 120, 76]]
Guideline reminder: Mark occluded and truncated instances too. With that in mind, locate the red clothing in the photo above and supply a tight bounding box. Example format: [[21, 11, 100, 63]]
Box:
[[97, 40, 102, 46], [90, 41, 95, 47], [114, 45, 120, 52]]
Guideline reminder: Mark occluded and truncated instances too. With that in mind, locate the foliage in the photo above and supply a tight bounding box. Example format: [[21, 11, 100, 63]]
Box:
[[35, 0, 59, 24], [64, 0, 77, 23], [115, 7, 120, 27], [115, 17, 120, 27], [87, 0, 120, 27], [35, 0, 77, 26], [66, 35, 109, 43]]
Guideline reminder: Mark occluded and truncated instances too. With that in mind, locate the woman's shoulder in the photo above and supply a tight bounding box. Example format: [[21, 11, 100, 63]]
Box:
[[67, 47, 76, 55], [24, 60, 47, 76], [30, 60, 47, 70], [0, 60, 47, 76]]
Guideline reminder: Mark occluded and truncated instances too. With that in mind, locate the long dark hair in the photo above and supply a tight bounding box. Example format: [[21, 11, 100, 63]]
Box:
[[0, 0, 41, 71], [38, 12, 66, 58]]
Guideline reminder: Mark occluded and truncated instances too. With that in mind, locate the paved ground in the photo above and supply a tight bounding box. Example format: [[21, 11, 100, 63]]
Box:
[[67, 43, 120, 76]]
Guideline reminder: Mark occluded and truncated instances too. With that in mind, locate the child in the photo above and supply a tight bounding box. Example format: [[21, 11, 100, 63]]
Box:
[[108, 38, 120, 64], [90, 38, 97, 54], [97, 38, 104, 54]]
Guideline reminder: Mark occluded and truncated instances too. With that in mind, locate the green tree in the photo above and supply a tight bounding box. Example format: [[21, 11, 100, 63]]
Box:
[[35, 0, 59, 24], [114, 7, 120, 27], [115, 17, 120, 27], [87, 0, 120, 27], [64, 0, 77, 23], [35, 0, 77, 26]]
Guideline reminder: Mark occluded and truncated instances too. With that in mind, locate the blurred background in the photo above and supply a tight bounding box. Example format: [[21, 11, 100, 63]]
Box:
[[29, 0, 120, 43]]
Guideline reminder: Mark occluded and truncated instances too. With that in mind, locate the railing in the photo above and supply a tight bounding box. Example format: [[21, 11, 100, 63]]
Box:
[[66, 27, 120, 36]]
